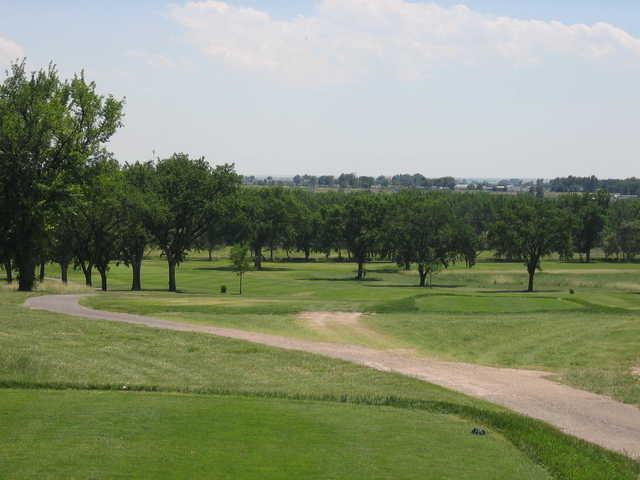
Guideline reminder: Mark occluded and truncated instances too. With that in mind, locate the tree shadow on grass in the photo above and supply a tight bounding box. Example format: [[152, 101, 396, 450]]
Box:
[[298, 277, 383, 282], [105, 288, 189, 294], [364, 283, 463, 289], [367, 268, 402, 274], [478, 289, 562, 294], [193, 266, 290, 272]]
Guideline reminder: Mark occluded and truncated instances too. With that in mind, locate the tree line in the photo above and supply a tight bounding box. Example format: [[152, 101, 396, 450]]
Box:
[[2, 62, 640, 294], [549, 176, 640, 195], [244, 173, 456, 189]]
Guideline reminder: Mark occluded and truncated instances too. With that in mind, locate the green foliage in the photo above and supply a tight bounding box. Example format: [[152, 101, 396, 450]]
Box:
[[0, 60, 124, 291], [559, 190, 610, 262], [118, 161, 158, 290], [230, 243, 252, 294], [73, 154, 125, 291], [149, 154, 240, 291], [489, 196, 573, 291], [384, 192, 462, 287], [342, 192, 386, 280], [602, 200, 640, 261]]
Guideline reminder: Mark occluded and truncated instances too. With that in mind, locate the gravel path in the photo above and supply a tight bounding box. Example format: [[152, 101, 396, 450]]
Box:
[[26, 294, 640, 458]]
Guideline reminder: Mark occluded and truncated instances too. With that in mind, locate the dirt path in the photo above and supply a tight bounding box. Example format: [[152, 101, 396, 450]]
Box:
[[297, 311, 395, 347], [26, 294, 640, 458]]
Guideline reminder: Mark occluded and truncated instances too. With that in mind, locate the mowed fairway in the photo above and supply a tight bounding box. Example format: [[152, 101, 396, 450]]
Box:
[[79, 252, 640, 405], [3, 253, 640, 479]]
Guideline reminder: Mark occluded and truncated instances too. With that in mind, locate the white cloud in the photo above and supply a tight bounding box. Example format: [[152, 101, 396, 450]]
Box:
[[125, 50, 176, 68], [168, 0, 640, 85], [0, 35, 24, 66]]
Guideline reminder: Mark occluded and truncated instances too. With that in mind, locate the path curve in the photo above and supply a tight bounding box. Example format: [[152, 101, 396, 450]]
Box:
[[26, 294, 640, 458]]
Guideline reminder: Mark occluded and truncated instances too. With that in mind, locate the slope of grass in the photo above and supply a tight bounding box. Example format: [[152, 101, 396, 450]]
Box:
[[366, 310, 640, 405], [76, 252, 640, 406], [1, 290, 639, 479]]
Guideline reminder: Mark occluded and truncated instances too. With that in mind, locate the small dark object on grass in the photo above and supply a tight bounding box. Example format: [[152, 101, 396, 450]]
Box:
[[471, 427, 487, 436], [220, 285, 227, 294], [569, 289, 575, 295]]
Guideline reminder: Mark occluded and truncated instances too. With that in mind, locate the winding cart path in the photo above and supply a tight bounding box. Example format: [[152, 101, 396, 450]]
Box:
[[26, 294, 640, 458]]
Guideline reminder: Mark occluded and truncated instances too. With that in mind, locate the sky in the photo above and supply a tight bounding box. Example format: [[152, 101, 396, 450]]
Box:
[[1, 1, 639, 178]]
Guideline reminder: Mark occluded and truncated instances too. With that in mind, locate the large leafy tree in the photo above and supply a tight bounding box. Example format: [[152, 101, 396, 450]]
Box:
[[291, 189, 319, 261], [315, 192, 346, 259], [559, 190, 610, 262], [386, 192, 461, 287], [150, 154, 240, 292], [237, 189, 268, 270], [73, 155, 124, 291], [49, 194, 81, 284], [489, 196, 572, 292], [238, 187, 292, 269], [342, 192, 385, 280], [602, 199, 640, 261], [0, 61, 124, 290], [119, 161, 158, 291], [451, 192, 495, 267], [0, 204, 14, 282]]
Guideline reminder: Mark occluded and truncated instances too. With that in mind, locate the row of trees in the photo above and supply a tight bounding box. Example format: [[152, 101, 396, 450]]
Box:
[[244, 173, 457, 190], [2, 62, 639, 293], [549, 176, 640, 195], [5, 150, 638, 293], [2, 153, 239, 292], [0, 61, 245, 292]]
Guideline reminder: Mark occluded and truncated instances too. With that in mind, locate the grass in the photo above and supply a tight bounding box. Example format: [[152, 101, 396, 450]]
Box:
[[0, 286, 640, 479], [3, 253, 640, 478], [69, 252, 640, 406], [0, 389, 550, 480]]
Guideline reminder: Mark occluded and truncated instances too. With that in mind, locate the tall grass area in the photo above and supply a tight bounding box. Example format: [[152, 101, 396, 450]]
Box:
[[72, 251, 640, 406]]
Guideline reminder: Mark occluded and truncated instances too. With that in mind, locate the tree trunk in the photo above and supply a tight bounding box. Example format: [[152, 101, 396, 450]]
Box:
[[168, 260, 177, 292], [404, 262, 411, 271], [527, 267, 535, 292], [60, 261, 69, 284], [356, 261, 365, 280], [239, 271, 243, 295], [80, 262, 93, 287], [4, 260, 12, 283], [270, 247, 274, 262], [418, 264, 427, 287], [16, 256, 36, 292], [304, 248, 310, 261], [131, 259, 142, 291], [97, 266, 108, 292], [208, 248, 213, 261], [254, 247, 262, 270], [585, 248, 591, 263], [39, 261, 45, 282]]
